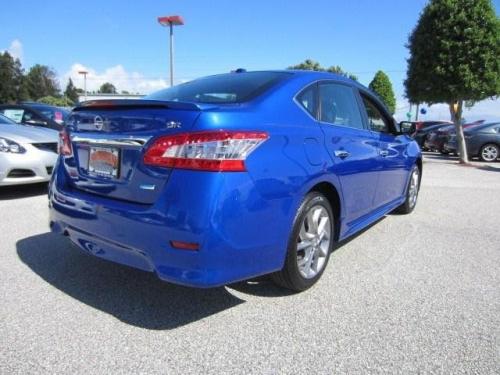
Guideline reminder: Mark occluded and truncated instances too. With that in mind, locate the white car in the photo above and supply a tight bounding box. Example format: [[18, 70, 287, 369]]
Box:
[[0, 114, 59, 186]]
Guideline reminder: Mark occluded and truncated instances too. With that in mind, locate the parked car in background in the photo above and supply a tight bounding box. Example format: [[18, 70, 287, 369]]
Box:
[[413, 122, 452, 149], [49, 70, 422, 292], [0, 103, 69, 131], [0, 113, 58, 186], [413, 120, 451, 131], [444, 122, 500, 162], [424, 120, 485, 154]]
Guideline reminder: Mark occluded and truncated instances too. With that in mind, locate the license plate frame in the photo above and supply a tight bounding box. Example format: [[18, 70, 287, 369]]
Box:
[[88, 146, 120, 179]]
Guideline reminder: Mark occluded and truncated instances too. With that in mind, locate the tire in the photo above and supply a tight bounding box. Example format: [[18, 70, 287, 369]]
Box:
[[440, 149, 450, 155], [395, 165, 420, 214], [272, 192, 334, 292], [479, 143, 499, 162]]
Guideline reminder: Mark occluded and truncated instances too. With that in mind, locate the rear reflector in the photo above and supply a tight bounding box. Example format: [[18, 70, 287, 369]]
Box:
[[143, 130, 268, 172], [170, 241, 199, 251]]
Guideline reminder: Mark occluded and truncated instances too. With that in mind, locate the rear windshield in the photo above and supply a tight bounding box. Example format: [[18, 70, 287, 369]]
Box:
[[146, 71, 291, 104]]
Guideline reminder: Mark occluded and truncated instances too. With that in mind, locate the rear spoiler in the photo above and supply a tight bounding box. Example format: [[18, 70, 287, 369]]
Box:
[[73, 99, 206, 111]]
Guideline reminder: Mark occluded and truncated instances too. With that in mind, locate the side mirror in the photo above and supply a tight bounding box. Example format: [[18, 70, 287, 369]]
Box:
[[399, 121, 416, 135]]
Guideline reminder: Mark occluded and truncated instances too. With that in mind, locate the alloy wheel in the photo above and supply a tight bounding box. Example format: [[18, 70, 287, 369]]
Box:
[[296, 205, 331, 279], [481, 145, 498, 162], [408, 168, 420, 208]]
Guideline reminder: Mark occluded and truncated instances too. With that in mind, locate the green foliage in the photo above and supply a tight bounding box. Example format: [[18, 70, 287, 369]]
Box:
[[64, 78, 79, 103], [25, 64, 60, 100], [0, 52, 27, 103], [405, 0, 500, 104], [288, 60, 358, 81], [326, 65, 358, 81], [288, 59, 324, 71], [369, 70, 396, 114], [37, 95, 74, 107], [98, 82, 117, 94]]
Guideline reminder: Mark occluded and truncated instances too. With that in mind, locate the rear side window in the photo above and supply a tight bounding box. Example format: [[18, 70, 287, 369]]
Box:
[[318, 83, 364, 129], [146, 72, 291, 104], [297, 85, 316, 117]]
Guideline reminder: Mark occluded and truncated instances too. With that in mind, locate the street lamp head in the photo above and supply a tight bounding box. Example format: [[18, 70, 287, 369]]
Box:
[[78, 71, 88, 75], [158, 15, 184, 26]]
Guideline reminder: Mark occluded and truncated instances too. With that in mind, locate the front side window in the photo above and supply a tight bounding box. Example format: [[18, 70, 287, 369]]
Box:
[[318, 83, 364, 129], [146, 71, 291, 104], [361, 95, 390, 133]]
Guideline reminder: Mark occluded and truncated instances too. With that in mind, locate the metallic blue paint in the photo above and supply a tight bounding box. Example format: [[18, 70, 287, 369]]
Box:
[[49, 71, 421, 288]]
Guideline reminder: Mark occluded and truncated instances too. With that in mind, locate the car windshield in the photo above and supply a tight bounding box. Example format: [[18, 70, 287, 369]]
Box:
[[146, 71, 291, 104], [0, 113, 16, 125]]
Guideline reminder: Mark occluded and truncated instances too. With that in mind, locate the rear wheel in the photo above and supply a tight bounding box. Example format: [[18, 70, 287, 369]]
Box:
[[395, 165, 420, 214], [479, 144, 499, 162], [272, 192, 334, 292]]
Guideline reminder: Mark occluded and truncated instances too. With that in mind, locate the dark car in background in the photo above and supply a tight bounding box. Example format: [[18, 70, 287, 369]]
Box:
[[413, 122, 452, 149], [413, 120, 451, 131], [424, 120, 485, 154], [444, 122, 500, 162], [0, 103, 69, 130]]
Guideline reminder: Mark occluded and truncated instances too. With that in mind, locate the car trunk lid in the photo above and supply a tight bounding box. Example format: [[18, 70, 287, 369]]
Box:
[[63, 100, 204, 204]]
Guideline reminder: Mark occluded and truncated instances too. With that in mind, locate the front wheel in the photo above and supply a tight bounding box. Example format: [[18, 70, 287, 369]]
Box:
[[479, 144, 499, 162], [395, 165, 420, 214], [272, 192, 334, 292]]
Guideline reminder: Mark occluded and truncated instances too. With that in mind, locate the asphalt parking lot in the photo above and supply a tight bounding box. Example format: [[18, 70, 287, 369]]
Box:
[[1, 154, 499, 374]]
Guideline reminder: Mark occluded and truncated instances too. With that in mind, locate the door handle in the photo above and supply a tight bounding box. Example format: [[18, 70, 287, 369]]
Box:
[[334, 150, 350, 159], [380, 150, 389, 157]]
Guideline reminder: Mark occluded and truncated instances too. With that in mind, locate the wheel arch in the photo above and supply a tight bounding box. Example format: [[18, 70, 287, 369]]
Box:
[[308, 181, 341, 241]]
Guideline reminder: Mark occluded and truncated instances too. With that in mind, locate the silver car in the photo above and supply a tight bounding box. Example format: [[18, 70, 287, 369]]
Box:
[[0, 114, 59, 186]]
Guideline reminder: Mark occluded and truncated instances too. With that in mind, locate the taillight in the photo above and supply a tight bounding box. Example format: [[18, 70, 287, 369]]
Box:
[[58, 128, 72, 155], [143, 130, 268, 172]]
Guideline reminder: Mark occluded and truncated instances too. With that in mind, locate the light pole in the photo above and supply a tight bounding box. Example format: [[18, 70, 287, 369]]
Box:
[[78, 70, 88, 102], [158, 15, 184, 86]]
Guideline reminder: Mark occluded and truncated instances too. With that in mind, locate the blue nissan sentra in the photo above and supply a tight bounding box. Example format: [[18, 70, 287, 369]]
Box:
[[49, 70, 421, 292]]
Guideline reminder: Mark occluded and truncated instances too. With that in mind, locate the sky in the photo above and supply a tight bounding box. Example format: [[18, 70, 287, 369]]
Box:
[[1, 0, 499, 121]]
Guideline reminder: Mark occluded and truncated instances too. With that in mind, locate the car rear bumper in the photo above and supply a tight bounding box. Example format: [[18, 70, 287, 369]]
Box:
[[48, 161, 290, 288]]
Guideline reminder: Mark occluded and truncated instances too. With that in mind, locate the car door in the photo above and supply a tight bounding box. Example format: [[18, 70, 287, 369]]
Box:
[[315, 81, 381, 227], [358, 92, 410, 208]]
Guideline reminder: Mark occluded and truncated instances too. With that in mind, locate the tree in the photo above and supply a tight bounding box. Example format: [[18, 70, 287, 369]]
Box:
[[288, 60, 358, 81], [37, 96, 74, 107], [25, 64, 60, 100], [369, 70, 396, 114], [98, 82, 117, 94], [0, 52, 27, 103], [64, 78, 79, 104], [405, 0, 500, 164], [288, 59, 324, 71], [326, 65, 358, 81]]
